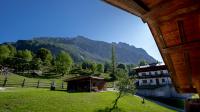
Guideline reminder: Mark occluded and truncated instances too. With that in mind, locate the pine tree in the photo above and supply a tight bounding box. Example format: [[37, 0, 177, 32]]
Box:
[[111, 43, 116, 80]]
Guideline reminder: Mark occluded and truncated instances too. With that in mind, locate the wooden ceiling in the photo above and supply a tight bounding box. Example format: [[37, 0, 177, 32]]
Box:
[[104, 0, 200, 94]]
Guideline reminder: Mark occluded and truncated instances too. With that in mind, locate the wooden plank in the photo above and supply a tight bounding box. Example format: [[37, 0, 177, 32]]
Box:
[[177, 20, 187, 43], [164, 53, 180, 92], [183, 52, 193, 88], [157, 4, 200, 22], [162, 41, 200, 54], [143, 0, 199, 21], [104, 0, 148, 17]]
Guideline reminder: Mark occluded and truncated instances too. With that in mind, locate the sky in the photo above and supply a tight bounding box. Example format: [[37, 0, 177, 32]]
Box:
[[0, 0, 162, 62]]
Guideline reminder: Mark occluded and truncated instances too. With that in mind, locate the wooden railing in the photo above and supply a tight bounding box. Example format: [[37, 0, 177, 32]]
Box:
[[0, 78, 67, 89]]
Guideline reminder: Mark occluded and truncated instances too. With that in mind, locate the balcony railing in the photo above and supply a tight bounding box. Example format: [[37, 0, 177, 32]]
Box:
[[136, 83, 172, 89], [136, 73, 169, 79]]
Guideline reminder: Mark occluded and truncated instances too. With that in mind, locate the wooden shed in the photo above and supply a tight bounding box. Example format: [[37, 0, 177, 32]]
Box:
[[64, 76, 106, 92], [103, 0, 200, 95]]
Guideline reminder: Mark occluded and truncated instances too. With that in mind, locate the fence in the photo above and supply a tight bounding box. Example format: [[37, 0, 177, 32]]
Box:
[[0, 77, 67, 89]]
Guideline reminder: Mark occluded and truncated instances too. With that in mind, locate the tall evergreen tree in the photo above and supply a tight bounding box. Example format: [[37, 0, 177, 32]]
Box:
[[111, 43, 117, 80]]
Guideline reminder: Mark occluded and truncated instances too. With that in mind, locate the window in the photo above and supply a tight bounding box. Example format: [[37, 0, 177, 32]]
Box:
[[162, 79, 165, 82], [142, 80, 147, 83], [142, 72, 146, 76], [151, 71, 155, 75], [149, 72, 151, 75], [150, 79, 153, 83]]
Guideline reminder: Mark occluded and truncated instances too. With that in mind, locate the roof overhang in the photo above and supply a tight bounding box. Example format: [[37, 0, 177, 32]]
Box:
[[103, 0, 200, 94], [64, 76, 104, 82]]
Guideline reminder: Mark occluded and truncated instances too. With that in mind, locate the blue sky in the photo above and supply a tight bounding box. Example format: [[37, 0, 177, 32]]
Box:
[[0, 0, 162, 61]]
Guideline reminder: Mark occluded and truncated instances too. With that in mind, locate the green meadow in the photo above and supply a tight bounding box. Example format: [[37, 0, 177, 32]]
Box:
[[0, 88, 176, 112]]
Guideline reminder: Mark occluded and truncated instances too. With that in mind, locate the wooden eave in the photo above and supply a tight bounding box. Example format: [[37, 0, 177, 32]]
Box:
[[134, 65, 167, 72], [104, 0, 200, 94], [64, 76, 104, 82]]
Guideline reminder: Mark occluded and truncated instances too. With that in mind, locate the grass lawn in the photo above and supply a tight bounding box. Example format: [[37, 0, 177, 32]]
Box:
[[0, 88, 176, 112]]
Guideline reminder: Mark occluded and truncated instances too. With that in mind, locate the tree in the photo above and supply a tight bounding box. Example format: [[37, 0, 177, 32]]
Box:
[[15, 50, 33, 73], [7, 44, 16, 57], [82, 61, 91, 69], [127, 64, 137, 76], [117, 63, 126, 70], [110, 44, 117, 80], [104, 61, 111, 73], [110, 69, 136, 111], [55, 51, 73, 76], [96, 64, 104, 73], [0, 45, 10, 64], [16, 49, 33, 61], [139, 60, 148, 66], [30, 58, 42, 70], [90, 62, 97, 74], [36, 48, 53, 65]]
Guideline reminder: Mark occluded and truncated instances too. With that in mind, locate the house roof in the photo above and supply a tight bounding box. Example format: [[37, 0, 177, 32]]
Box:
[[103, 0, 200, 94], [134, 64, 167, 72], [64, 76, 104, 82]]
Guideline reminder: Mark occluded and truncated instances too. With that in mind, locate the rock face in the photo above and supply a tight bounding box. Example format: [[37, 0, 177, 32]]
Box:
[[9, 36, 156, 64]]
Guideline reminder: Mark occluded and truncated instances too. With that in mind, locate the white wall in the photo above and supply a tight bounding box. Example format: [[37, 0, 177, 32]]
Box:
[[136, 85, 192, 98]]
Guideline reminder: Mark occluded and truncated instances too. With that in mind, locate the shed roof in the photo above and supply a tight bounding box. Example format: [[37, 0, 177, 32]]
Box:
[[64, 76, 104, 82]]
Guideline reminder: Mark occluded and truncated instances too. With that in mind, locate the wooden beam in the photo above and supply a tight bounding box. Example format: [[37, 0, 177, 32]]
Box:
[[194, 80, 200, 96], [162, 41, 200, 54], [148, 20, 167, 48], [132, 0, 150, 12], [184, 51, 193, 88], [103, 0, 148, 17], [142, 0, 200, 21], [157, 4, 200, 22], [164, 53, 180, 92], [177, 20, 187, 43]]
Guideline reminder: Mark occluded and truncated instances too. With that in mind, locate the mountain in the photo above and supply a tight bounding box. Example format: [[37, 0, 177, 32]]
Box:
[[6, 36, 156, 64]]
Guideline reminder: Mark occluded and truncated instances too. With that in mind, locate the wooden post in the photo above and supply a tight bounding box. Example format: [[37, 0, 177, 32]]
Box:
[[50, 80, 55, 90], [90, 78, 92, 92], [142, 98, 145, 104], [21, 79, 25, 88], [3, 77, 7, 87], [61, 81, 64, 89], [113, 82, 115, 90], [37, 80, 40, 88]]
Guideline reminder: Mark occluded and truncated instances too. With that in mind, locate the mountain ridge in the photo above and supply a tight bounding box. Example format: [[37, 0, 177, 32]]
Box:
[[4, 36, 156, 64]]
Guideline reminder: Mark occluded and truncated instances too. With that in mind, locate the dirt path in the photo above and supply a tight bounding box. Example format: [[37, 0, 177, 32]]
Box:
[[0, 87, 6, 91]]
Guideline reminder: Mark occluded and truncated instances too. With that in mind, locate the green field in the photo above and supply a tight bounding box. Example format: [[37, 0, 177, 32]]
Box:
[[0, 88, 176, 112]]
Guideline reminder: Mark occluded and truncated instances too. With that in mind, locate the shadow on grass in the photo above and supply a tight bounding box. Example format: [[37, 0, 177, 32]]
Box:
[[94, 107, 125, 112], [54, 89, 67, 92]]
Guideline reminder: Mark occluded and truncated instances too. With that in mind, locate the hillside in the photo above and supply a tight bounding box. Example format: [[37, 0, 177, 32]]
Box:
[[8, 36, 156, 64], [0, 88, 175, 112]]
